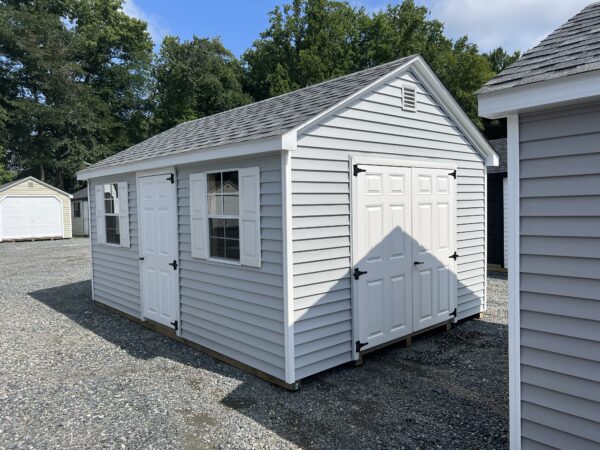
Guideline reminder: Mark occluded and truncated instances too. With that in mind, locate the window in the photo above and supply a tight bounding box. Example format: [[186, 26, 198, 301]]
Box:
[[74, 201, 81, 218], [103, 183, 120, 245], [207, 171, 239, 261]]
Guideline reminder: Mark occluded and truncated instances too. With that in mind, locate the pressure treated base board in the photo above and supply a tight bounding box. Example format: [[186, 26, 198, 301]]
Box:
[[93, 300, 301, 391]]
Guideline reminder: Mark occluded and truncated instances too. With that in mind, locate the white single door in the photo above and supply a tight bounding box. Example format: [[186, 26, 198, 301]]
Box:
[[355, 165, 414, 350], [138, 173, 179, 330], [411, 168, 457, 332], [0, 196, 62, 240]]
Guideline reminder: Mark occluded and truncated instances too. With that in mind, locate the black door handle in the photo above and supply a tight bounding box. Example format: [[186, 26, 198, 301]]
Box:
[[168, 260, 178, 270], [414, 261, 424, 265]]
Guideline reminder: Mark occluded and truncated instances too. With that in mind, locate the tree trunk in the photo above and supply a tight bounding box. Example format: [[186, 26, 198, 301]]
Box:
[[40, 163, 45, 182]]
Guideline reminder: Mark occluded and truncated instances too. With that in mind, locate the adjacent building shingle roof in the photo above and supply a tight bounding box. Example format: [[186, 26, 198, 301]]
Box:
[[478, 2, 600, 94], [487, 138, 507, 174], [86, 56, 415, 172], [71, 187, 88, 200]]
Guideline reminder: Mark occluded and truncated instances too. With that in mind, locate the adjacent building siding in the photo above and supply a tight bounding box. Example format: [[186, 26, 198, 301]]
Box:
[[89, 174, 140, 318], [291, 69, 487, 379], [0, 179, 72, 238], [177, 154, 286, 380], [519, 102, 600, 449]]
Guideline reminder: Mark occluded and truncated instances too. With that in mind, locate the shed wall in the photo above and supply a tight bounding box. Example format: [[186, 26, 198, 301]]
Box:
[[291, 69, 487, 379], [519, 102, 600, 449], [89, 174, 141, 317], [177, 154, 286, 380], [0, 179, 72, 238]]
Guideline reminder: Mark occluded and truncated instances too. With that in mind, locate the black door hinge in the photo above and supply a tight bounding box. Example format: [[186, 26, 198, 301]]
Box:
[[139, 257, 144, 261], [166, 173, 175, 184], [168, 260, 178, 270], [353, 268, 368, 280], [449, 251, 460, 260], [170, 320, 178, 331], [449, 308, 457, 318], [353, 164, 366, 176], [449, 169, 457, 179], [356, 340, 368, 353]]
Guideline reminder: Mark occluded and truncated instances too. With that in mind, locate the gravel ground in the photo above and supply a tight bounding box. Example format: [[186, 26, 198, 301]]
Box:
[[0, 238, 508, 449]]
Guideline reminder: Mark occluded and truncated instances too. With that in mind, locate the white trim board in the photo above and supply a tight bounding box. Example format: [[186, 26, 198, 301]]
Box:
[[478, 70, 600, 119], [507, 114, 521, 450], [281, 150, 295, 384], [0, 176, 73, 198]]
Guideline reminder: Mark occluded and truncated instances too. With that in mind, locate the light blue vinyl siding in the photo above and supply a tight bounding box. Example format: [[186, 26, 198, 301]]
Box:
[[291, 69, 487, 379], [89, 174, 141, 318], [177, 154, 286, 380], [519, 102, 600, 450]]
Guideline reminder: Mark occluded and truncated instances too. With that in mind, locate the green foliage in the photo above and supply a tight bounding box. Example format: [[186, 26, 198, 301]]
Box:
[[0, 0, 153, 190], [485, 47, 521, 73], [243, 0, 497, 128], [151, 36, 251, 133]]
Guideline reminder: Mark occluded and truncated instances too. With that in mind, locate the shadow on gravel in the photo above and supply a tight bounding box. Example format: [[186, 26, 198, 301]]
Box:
[[29, 279, 508, 449]]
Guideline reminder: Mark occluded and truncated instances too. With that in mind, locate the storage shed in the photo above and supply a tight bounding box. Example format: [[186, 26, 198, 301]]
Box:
[[0, 176, 72, 242], [71, 187, 89, 237], [487, 138, 507, 269], [78, 55, 498, 388], [478, 3, 600, 448]]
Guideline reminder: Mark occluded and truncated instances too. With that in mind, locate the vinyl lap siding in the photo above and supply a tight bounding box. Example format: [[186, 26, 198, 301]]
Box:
[[177, 155, 286, 381], [519, 103, 600, 449], [292, 69, 487, 379], [89, 174, 140, 318]]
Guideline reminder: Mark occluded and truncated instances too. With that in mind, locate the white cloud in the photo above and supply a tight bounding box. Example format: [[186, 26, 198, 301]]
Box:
[[122, 0, 168, 46], [425, 0, 591, 53]]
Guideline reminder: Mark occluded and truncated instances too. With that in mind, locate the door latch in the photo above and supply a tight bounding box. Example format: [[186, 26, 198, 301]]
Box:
[[168, 260, 178, 270], [353, 268, 368, 280], [139, 257, 144, 261], [413, 261, 424, 265]]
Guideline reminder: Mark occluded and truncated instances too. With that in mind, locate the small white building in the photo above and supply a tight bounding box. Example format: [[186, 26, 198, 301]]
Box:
[[78, 55, 497, 388], [71, 187, 89, 237], [0, 176, 72, 242]]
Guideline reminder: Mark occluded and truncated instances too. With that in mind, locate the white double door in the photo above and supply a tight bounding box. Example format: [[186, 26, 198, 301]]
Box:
[[138, 173, 179, 330], [355, 163, 457, 351]]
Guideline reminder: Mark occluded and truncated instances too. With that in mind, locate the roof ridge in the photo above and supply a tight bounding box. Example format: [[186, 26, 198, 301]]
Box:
[[176, 55, 417, 128]]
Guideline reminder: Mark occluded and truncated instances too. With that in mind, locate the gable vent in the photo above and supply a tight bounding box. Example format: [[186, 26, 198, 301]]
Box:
[[402, 86, 417, 112]]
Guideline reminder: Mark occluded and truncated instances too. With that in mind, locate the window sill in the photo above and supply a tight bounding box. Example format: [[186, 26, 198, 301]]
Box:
[[98, 242, 122, 248], [206, 257, 241, 266]]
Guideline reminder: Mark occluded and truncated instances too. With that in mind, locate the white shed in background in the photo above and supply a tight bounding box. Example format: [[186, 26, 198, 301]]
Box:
[[0, 176, 72, 242], [71, 187, 89, 237], [78, 55, 498, 389]]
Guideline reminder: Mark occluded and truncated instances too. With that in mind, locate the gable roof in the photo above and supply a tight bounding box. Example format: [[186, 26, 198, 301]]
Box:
[[78, 55, 497, 180], [478, 2, 600, 95], [487, 138, 507, 174], [71, 187, 88, 200], [0, 176, 72, 198]]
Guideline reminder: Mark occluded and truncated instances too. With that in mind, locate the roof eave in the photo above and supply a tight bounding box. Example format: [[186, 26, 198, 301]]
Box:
[[77, 135, 294, 181], [478, 70, 600, 119], [0, 176, 73, 198]]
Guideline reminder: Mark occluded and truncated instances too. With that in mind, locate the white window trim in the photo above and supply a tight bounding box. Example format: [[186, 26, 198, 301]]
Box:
[[205, 167, 242, 265], [103, 183, 122, 246], [507, 114, 521, 450]]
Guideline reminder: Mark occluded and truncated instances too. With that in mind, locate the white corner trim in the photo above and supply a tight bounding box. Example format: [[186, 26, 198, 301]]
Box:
[[478, 70, 600, 119], [281, 150, 295, 384], [87, 183, 95, 301], [507, 114, 521, 450], [77, 136, 290, 181]]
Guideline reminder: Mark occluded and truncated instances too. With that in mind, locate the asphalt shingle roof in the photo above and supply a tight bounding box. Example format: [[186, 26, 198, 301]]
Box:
[[487, 138, 507, 174], [86, 56, 415, 171], [71, 187, 88, 200], [478, 2, 600, 94]]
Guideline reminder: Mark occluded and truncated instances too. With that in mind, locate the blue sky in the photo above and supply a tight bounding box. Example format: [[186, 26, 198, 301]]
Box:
[[123, 0, 592, 57]]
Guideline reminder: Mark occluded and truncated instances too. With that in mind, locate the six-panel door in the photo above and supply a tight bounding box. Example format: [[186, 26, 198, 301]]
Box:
[[138, 173, 179, 329], [355, 164, 457, 350]]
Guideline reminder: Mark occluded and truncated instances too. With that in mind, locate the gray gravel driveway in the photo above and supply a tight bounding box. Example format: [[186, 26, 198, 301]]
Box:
[[0, 238, 508, 449]]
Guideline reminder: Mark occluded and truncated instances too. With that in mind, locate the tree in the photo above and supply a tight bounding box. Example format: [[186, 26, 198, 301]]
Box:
[[0, 0, 153, 191], [243, 0, 496, 128], [151, 36, 251, 133], [485, 47, 521, 73]]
